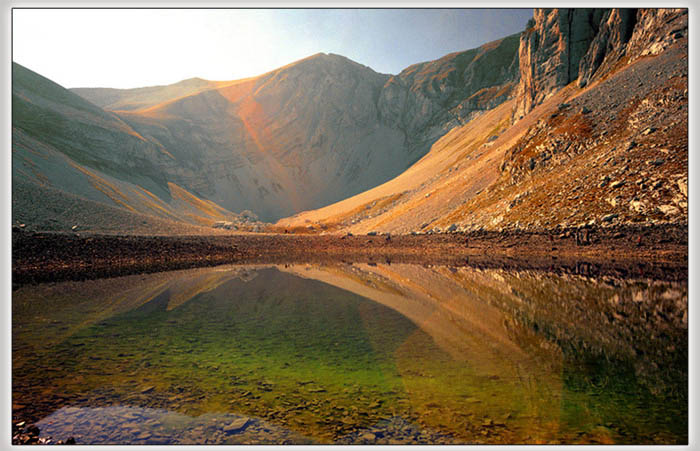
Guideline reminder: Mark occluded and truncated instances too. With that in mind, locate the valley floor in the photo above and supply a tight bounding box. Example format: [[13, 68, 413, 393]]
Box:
[[12, 224, 687, 288]]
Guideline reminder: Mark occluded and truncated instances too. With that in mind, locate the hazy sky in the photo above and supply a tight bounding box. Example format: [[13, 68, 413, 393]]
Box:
[[13, 8, 533, 89]]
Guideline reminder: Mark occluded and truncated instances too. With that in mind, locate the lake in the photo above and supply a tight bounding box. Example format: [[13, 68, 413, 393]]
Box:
[[12, 263, 687, 444]]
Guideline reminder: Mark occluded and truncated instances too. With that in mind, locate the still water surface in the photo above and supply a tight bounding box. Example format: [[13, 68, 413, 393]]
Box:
[[13, 263, 687, 444]]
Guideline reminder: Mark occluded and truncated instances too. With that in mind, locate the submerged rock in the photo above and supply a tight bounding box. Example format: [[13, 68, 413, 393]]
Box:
[[223, 417, 250, 434]]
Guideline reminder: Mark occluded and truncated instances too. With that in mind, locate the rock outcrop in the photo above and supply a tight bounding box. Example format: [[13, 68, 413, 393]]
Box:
[[515, 9, 606, 118], [576, 9, 638, 88], [515, 8, 687, 118], [579, 8, 687, 88], [626, 9, 688, 59]]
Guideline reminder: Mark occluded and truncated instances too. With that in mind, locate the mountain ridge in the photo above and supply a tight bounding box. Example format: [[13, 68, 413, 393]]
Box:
[[57, 34, 520, 223], [13, 8, 687, 236]]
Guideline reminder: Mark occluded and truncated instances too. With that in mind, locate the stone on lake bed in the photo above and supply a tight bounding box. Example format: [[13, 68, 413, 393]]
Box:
[[223, 417, 250, 433]]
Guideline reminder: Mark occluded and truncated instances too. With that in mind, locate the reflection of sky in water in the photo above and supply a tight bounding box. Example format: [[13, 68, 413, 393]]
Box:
[[13, 264, 687, 445]]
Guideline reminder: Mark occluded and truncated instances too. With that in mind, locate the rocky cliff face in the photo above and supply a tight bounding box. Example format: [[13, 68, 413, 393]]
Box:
[[515, 8, 687, 118], [575, 9, 637, 89], [516, 9, 606, 118]]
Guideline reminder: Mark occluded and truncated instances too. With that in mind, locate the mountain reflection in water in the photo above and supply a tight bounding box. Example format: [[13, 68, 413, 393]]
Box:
[[13, 263, 687, 445]]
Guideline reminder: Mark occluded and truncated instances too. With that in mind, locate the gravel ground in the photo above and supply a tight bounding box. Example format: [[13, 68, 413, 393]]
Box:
[[12, 223, 687, 288]]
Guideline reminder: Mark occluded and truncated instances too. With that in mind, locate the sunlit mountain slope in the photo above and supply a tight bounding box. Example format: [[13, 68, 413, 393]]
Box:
[[277, 9, 687, 235]]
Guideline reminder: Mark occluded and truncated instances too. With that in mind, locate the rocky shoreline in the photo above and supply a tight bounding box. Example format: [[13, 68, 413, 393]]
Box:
[[12, 223, 687, 288]]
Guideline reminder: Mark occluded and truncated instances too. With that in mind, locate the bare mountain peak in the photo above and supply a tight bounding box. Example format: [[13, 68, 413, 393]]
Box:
[[269, 51, 381, 77]]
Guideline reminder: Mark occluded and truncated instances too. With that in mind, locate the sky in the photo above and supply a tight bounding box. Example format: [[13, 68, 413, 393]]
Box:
[[12, 8, 533, 89]]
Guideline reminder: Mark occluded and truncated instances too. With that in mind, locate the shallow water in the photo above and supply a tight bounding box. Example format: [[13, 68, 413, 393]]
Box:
[[13, 263, 687, 445]]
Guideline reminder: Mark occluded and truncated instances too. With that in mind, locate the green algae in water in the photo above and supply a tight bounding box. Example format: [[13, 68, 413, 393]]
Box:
[[13, 264, 687, 445]]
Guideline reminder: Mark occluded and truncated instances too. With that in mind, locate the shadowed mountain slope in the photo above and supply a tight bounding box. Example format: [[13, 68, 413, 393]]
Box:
[[12, 63, 245, 233]]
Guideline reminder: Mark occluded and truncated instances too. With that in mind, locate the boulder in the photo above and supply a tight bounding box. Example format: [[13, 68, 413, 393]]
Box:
[[610, 180, 625, 189], [629, 200, 647, 213]]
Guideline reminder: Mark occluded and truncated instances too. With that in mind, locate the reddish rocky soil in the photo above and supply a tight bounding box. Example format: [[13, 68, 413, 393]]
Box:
[[12, 224, 687, 288]]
